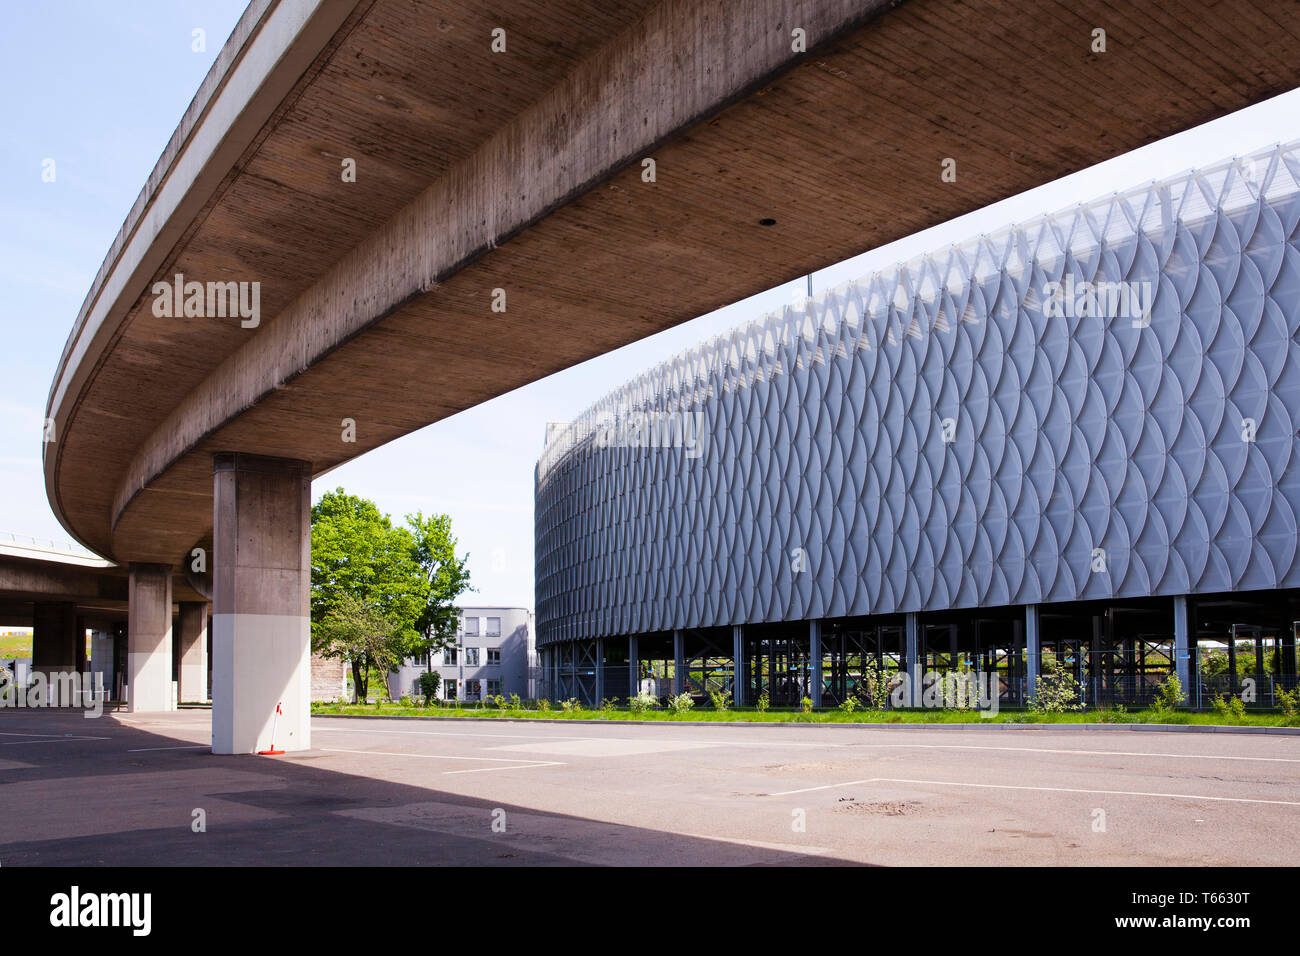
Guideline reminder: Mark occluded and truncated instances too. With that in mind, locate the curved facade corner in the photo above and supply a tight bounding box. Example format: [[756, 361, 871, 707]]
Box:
[[536, 141, 1300, 663]]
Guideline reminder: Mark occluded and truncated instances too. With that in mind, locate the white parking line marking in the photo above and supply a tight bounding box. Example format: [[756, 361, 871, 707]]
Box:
[[847, 743, 1300, 764], [127, 745, 209, 752], [767, 776, 1300, 806], [1, 736, 108, 745], [316, 726, 587, 740], [315, 724, 835, 748], [442, 763, 565, 775], [320, 747, 564, 774], [313, 722, 1300, 758]]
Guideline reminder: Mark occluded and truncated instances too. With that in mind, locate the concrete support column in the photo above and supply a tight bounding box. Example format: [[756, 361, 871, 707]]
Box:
[[212, 452, 311, 755], [732, 625, 746, 706], [32, 602, 80, 704], [1025, 604, 1041, 701], [594, 638, 605, 704], [1173, 595, 1191, 702], [905, 612, 920, 706], [177, 601, 209, 703], [628, 635, 639, 699], [127, 564, 174, 712], [808, 620, 822, 707], [673, 629, 685, 695]]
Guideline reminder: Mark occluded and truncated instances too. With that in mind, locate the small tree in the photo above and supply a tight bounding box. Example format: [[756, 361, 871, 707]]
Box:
[[314, 593, 399, 703], [861, 658, 896, 710], [416, 670, 441, 704], [1029, 658, 1083, 714], [1149, 672, 1184, 715]]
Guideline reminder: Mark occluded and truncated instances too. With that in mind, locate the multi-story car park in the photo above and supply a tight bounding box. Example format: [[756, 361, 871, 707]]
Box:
[[389, 607, 535, 702], [535, 140, 1300, 710]]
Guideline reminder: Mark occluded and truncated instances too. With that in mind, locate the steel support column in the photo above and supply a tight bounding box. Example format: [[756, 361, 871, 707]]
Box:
[[905, 613, 920, 706], [673, 629, 685, 695], [732, 625, 745, 706], [809, 619, 822, 708], [628, 635, 639, 700], [1026, 604, 1041, 701], [1173, 595, 1190, 701]]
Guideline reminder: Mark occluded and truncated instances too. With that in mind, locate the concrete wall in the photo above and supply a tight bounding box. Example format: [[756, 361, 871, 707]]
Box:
[[311, 652, 346, 702]]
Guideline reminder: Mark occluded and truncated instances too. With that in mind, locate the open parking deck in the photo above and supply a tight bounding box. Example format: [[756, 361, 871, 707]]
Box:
[[2, 710, 1298, 866]]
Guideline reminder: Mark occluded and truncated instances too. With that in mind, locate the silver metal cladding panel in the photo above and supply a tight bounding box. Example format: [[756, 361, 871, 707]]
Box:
[[535, 143, 1300, 646]]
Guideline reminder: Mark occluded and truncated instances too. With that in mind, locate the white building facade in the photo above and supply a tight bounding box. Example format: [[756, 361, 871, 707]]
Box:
[[389, 607, 536, 702]]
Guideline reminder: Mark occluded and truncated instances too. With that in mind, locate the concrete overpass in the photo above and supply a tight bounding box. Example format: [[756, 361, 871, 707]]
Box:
[[44, 0, 1300, 752], [0, 534, 209, 705]]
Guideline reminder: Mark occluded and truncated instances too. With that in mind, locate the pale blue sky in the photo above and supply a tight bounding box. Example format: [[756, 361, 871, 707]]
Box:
[[3, 3, 1299, 610]]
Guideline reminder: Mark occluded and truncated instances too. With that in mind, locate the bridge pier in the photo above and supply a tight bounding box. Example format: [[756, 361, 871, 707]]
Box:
[[127, 564, 173, 712], [177, 601, 209, 704], [211, 453, 311, 755], [31, 601, 82, 705]]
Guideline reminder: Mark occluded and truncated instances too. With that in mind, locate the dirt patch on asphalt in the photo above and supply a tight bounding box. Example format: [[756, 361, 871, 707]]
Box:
[[834, 799, 921, 816]]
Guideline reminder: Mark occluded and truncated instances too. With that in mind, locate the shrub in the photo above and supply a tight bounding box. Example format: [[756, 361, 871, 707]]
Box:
[[708, 689, 732, 712], [1275, 686, 1299, 721], [399, 695, 413, 708], [508, 694, 522, 711], [861, 660, 896, 710], [756, 690, 770, 713], [838, 696, 859, 715], [416, 671, 440, 702], [1149, 673, 1184, 715], [536, 698, 552, 711], [1096, 703, 1129, 723], [801, 696, 814, 714], [560, 697, 582, 713], [599, 697, 619, 715], [667, 692, 695, 715], [1212, 692, 1246, 720], [627, 692, 657, 713], [1029, 659, 1083, 714]]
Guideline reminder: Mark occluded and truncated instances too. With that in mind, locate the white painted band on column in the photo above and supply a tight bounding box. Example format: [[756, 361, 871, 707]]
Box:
[[127, 651, 175, 712], [211, 612, 310, 755]]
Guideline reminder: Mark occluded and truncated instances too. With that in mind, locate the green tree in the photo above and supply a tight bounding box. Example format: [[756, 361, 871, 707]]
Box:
[[315, 593, 399, 702], [310, 490, 422, 701], [310, 489, 472, 701], [405, 511, 473, 668]]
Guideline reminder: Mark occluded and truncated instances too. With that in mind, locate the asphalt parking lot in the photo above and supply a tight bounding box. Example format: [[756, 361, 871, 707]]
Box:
[[2, 709, 1298, 865]]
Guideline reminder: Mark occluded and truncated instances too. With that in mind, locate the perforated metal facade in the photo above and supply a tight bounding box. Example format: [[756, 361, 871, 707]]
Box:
[[536, 142, 1300, 647]]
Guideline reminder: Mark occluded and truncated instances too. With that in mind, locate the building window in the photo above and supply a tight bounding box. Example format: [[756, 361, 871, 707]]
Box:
[[443, 679, 457, 700], [464, 617, 479, 637], [464, 679, 481, 700], [486, 617, 501, 637], [487, 679, 501, 696], [487, 648, 501, 665], [443, 647, 457, 666], [464, 647, 480, 666]]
